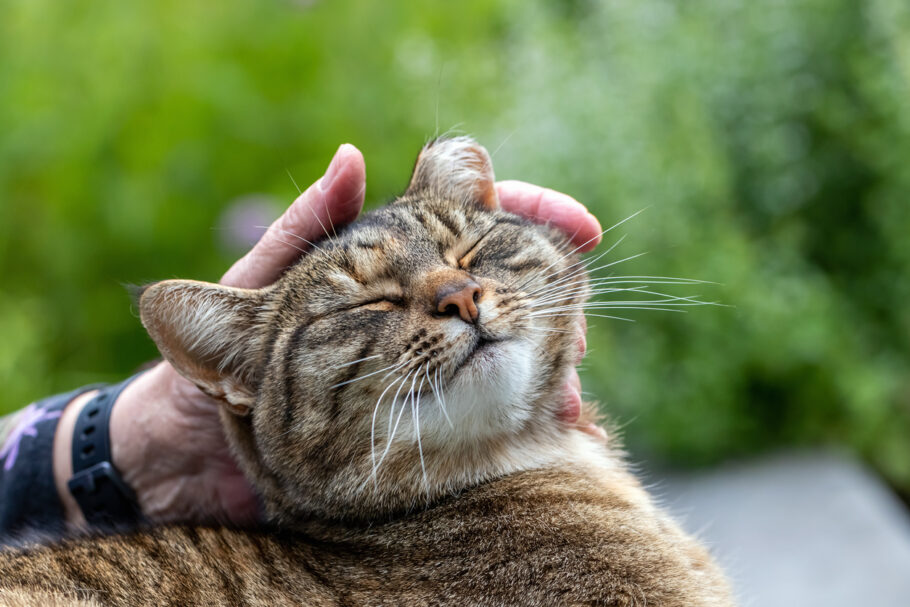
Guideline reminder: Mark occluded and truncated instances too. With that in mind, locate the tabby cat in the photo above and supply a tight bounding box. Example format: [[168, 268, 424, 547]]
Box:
[[0, 138, 733, 606]]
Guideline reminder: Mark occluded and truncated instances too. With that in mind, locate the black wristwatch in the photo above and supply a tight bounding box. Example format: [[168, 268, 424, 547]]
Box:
[[67, 374, 145, 527]]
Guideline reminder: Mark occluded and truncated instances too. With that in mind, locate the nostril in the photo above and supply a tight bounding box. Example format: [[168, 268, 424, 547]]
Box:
[[434, 278, 483, 324]]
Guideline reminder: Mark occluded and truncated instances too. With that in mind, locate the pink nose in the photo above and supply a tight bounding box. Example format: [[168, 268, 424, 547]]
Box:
[[435, 280, 482, 324]]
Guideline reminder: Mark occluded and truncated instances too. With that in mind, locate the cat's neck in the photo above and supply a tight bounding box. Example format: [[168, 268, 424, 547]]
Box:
[[284, 427, 658, 542], [341, 426, 619, 521], [227, 401, 621, 525]]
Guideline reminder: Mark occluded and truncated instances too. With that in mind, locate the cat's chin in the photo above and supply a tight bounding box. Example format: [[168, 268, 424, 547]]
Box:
[[421, 338, 540, 444]]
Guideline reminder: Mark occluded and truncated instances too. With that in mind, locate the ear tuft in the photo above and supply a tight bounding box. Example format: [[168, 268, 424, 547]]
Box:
[[406, 136, 499, 210], [139, 280, 266, 413]]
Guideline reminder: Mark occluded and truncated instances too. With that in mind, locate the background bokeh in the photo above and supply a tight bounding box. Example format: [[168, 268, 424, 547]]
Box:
[[2, 0, 909, 496]]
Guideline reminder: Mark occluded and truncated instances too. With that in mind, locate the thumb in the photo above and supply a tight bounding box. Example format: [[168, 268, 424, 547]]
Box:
[[221, 144, 366, 289]]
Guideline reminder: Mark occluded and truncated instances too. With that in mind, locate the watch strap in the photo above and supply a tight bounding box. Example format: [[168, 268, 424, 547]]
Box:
[[67, 374, 144, 527]]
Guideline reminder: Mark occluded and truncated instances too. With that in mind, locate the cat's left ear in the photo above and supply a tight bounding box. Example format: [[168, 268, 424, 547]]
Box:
[[138, 280, 267, 416], [405, 136, 499, 210]]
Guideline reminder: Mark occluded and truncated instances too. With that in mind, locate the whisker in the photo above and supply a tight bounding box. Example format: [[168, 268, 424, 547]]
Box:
[[428, 367, 453, 429], [256, 225, 325, 252], [515, 206, 649, 292], [531, 277, 710, 302], [589, 275, 716, 285], [381, 359, 414, 381], [322, 190, 338, 239], [332, 359, 409, 389], [370, 373, 408, 482], [532, 207, 646, 282], [334, 354, 383, 369], [532, 312, 637, 322], [272, 237, 307, 255], [520, 238, 635, 297], [490, 128, 518, 159], [310, 191, 334, 241], [530, 285, 707, 307], [412, 375, 429, 495], [286, 169, 303, 194], [517, 234, 626, 295], [523, 326, 577, 334], [384, 369, 415, 446], [377, 365, 423, 471]]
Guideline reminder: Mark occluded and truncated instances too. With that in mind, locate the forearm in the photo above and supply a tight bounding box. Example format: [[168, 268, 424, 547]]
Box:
[[0, 386, 99, 539], [3, 365, 187, 538]]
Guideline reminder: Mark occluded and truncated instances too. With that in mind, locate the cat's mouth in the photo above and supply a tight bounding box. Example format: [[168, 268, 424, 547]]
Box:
[[456, 335, 508, 373]]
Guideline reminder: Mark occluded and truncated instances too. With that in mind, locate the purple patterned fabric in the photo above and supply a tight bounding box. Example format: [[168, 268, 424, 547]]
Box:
[[1, 385, 98, 538], [0, 403, 62, 472]]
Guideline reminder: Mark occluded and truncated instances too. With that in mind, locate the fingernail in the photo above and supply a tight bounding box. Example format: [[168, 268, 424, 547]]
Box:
[[319, 144, 349, 191]]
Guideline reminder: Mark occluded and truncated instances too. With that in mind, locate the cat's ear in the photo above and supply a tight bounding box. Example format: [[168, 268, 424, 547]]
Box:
[[405, 136, 499, 210], [138, 280, 267, 416]]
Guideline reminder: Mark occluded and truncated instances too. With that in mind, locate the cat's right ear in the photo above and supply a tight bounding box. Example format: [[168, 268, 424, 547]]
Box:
[[138, 280, 267, 416], [405, 136, 499, 210]]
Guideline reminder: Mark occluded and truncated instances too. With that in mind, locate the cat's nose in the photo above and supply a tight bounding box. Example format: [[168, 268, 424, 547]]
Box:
[[435, 279, 482, 324]]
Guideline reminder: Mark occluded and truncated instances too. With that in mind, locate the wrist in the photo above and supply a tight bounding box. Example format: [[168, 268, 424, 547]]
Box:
[[53, 367, 163, 528], [52, 389, 98, 528]]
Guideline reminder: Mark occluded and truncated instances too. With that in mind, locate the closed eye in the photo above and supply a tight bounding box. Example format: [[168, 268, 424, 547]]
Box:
[[458, 225, 499, 269], [351, 297, 405, 311]]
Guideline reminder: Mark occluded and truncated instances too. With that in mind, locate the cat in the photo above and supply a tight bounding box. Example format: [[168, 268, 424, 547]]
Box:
[[0, 137, 734, 606]]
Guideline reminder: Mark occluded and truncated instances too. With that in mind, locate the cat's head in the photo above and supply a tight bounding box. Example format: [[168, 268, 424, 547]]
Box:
[[139, 138, 591, 522]]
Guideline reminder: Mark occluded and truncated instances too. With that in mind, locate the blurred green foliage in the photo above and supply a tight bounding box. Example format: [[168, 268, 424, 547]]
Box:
[[2, 1, 909, 490]]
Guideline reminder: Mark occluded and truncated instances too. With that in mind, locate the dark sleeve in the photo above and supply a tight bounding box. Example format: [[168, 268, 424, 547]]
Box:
[[0, 386, 101, 542]]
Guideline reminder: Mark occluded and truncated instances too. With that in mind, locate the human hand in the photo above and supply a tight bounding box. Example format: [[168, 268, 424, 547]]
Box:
[[54, 144, 604, 528], [496, 181, 606, 441]]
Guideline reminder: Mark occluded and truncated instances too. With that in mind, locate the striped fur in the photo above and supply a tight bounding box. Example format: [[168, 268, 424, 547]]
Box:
[[0, 138, 734, 605]]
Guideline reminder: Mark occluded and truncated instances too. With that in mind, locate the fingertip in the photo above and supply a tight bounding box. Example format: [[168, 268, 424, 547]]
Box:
[[575, 212, 603, 253], [583, 423, 608, 441], [496, 181, 602, 252], [567, 368, 582, 393], [333, 143, 366, 183], [220, 145, 367, 289], [321, 144, 366, 226], [558, 380, 583, 424], [535, 190, 601, 252], [575, 325, 587, 363]]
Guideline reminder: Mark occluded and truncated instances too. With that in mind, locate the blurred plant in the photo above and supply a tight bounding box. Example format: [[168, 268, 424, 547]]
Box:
[[1, 0, 908, 491]]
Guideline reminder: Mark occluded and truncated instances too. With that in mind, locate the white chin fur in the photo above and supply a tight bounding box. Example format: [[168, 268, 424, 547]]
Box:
[[414, 338, 539, 446]]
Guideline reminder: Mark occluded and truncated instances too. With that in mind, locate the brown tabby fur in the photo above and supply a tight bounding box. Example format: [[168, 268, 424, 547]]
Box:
[[0, 138, 734, 606]]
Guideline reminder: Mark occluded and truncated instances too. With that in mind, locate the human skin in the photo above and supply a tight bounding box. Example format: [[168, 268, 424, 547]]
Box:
[[51, 144, 603, 527]]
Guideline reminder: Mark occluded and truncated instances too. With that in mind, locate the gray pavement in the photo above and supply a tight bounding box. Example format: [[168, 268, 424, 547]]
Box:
[[656, 451, 910, 606]]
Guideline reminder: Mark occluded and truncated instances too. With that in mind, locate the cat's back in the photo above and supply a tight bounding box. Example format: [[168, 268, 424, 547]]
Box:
[[0, 467, 731, 606], [334, 465, 733, 606], [0, 525, 341, 607]]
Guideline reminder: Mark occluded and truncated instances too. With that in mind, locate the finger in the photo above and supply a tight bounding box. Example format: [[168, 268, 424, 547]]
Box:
[[567, 368, 582, 394], [557, 370, 583, 424], [575, 321, 587, 364], [496, 180, 603, 253], [581, 423, 608, 441], [563, 370, 608, 441], [221, 144, 366, 289]]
